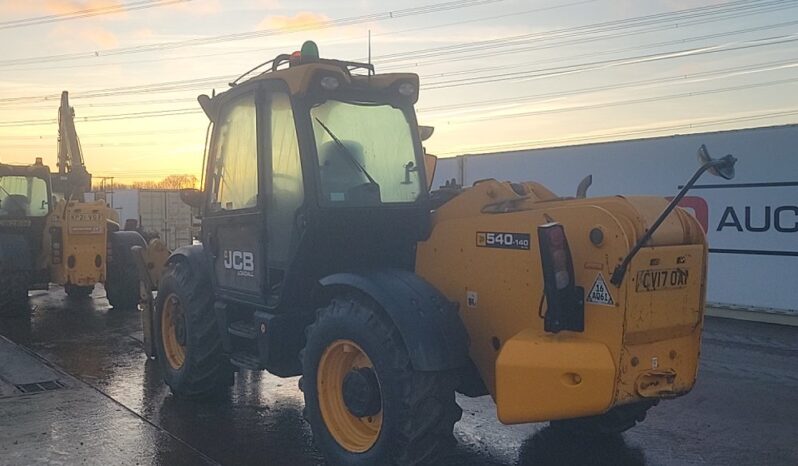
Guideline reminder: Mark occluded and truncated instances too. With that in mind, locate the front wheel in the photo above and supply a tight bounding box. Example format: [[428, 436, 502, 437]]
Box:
[[300, 295, 461, 466], [153, 259, 232, 398], [0, 273, 30, 317]]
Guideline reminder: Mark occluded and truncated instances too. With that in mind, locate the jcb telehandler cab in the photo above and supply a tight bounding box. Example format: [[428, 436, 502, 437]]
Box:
[[0, 161, 53, 309], [138, 42, 737, 465]]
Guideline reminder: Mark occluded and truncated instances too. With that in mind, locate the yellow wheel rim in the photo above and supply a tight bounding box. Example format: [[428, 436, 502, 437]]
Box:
[[317, 339, 383, 453], [161, 293, 186, 370]]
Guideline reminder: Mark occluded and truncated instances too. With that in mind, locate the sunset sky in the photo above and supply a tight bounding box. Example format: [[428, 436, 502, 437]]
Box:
[[0, 0, 796, 183]]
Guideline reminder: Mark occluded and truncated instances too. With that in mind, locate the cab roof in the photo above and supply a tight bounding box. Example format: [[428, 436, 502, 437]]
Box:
[[198, 42, 419, 120]]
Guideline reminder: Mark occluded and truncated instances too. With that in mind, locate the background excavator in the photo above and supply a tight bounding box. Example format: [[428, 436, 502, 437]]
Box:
[[0, 92, 149, 314]]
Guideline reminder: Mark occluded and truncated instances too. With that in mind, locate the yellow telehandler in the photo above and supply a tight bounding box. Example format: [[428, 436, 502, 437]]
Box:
[[0, 92, 151, 314], [135, 41, 737, 465]]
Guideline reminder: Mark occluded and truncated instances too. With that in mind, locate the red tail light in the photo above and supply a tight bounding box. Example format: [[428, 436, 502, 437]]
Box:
[[538, 223, 584, 333]]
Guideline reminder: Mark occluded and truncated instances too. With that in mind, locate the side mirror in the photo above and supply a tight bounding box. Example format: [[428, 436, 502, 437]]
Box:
[[418, 125, 435, 142], [424, 153, 438, 191], [179, 188, 205, 209], [198, 94, 215, 121], [697, 144, 736, 180]]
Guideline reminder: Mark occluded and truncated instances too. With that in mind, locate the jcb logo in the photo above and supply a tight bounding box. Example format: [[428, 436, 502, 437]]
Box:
[[223, 250, 254, 276]]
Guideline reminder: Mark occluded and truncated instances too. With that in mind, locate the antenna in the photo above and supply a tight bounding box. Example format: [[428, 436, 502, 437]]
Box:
[[368, 30, 372, 75]]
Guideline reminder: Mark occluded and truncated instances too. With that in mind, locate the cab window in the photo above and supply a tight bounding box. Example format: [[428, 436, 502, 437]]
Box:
[[267, 92, 304, 267], [210, 94, 258, 211], [0, 176, 49, 217]]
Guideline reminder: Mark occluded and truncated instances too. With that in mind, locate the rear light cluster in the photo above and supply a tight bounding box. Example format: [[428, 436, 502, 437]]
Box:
[[545, 226, 572, 290], [538, 223, 584, 333], [50, 227, 62, 265]]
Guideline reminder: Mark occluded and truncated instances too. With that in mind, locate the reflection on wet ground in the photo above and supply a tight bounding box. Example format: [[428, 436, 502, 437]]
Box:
[[1, 286, 797, 465]]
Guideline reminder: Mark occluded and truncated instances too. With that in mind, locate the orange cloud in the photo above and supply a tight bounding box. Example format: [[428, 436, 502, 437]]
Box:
[[258, 11, 330, 32], [49, 24, 119, 48], [168, 0, 221, 15], [0, 1, 126, 18], [43, 0, 123, 15], [78, 26, 119, 47]]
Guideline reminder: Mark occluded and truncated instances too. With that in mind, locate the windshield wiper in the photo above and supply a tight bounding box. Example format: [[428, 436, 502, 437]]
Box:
[[314, 117, 378, 186]]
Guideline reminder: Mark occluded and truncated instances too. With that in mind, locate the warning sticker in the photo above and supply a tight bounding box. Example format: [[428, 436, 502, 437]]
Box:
[[466, 291, 478, 308], [587, 273, 614, 306]]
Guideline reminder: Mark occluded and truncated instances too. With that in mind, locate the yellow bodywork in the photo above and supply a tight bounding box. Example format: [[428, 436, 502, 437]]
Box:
[[44, 199, 119, 287], [416, 179, 707, 424]]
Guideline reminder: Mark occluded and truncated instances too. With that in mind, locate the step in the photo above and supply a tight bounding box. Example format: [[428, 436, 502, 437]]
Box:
[[230, 352, 261, 371], [228, 321, 257, 340]]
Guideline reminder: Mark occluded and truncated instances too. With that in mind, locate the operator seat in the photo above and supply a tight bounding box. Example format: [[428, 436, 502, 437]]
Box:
[[3, 194, 30, 217], [318, 141, 380, 205]]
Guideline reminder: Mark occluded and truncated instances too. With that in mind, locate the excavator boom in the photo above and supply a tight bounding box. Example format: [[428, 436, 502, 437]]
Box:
[[55, 91, 91, 198]]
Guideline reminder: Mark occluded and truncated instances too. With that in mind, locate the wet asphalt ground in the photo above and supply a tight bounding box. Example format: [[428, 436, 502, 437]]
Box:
[[0, 286, 796, 466]]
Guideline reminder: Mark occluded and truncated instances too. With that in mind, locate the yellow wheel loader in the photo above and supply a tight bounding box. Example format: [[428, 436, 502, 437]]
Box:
[[136, 41, 737, 465]]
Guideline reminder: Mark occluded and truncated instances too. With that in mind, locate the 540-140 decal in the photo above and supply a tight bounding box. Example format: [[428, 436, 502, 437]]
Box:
[[476, 231, 531, 250]]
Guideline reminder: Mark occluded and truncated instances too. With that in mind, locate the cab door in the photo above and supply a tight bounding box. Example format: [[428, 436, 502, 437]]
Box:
[[203, 90, 266, 302]]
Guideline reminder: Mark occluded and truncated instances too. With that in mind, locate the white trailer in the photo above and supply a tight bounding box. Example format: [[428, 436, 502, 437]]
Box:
[[433, 124, 798, 317], [103, 189, 198, 249]]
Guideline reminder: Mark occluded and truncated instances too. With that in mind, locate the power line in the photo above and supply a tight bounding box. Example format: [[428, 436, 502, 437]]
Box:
[[0, 0, 191, 30], [1, 1, 792, 108], [0, 1, 789, 105], [0, 108, 201, 128], [1, 33, 795, 127], [0, 0, 504, 67], [2, 22, 794, 111], [0, 0, 594, 73], [5, 70, 792, 130], [0, 75, 233, 105], [8, 51, 794, 120], [422, 33, 798, 90], [380, 6, 798, 72], [419, 58, 798, 113], [372, 0, 795, 65], [0, 127, 199, 140], [443, 76, 798, 123]]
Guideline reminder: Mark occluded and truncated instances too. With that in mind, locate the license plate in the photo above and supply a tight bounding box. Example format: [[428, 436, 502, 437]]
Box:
[[70, 214, 100, 222], [636, 268, 689, 292]]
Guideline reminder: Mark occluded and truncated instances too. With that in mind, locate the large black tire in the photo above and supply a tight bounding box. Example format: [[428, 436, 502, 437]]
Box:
[[106, 231, 146, 310], [154, 259, 232, 398], [300, 295, 461, 466], [65, 283, 94, 298], [550, 400, 657, 435], [0, 273, 30, 317]]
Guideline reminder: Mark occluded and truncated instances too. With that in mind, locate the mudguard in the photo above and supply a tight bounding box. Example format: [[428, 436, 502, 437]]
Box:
[[0, 233, 33, 273], [166, 244, 211, 277], [137, 244, 210, 359], [318, 269, 470, 372]]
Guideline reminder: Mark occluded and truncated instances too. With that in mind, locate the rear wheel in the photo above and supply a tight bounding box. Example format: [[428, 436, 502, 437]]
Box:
[[0, 273, 30, 317], [106, 231, 146, 309], [550, 401, 657, 435], [65, 284, 94, 298], [154, 259, 232, 398], [301, 295, 461, 466]]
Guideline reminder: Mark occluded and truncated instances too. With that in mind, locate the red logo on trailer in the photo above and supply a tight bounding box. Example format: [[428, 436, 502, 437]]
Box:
[[668, 196, 709, 232]]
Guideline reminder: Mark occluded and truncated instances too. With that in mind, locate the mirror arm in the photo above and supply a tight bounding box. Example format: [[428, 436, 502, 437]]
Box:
[[402, 162, 419, 185], [610, 158, 727, 287]]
